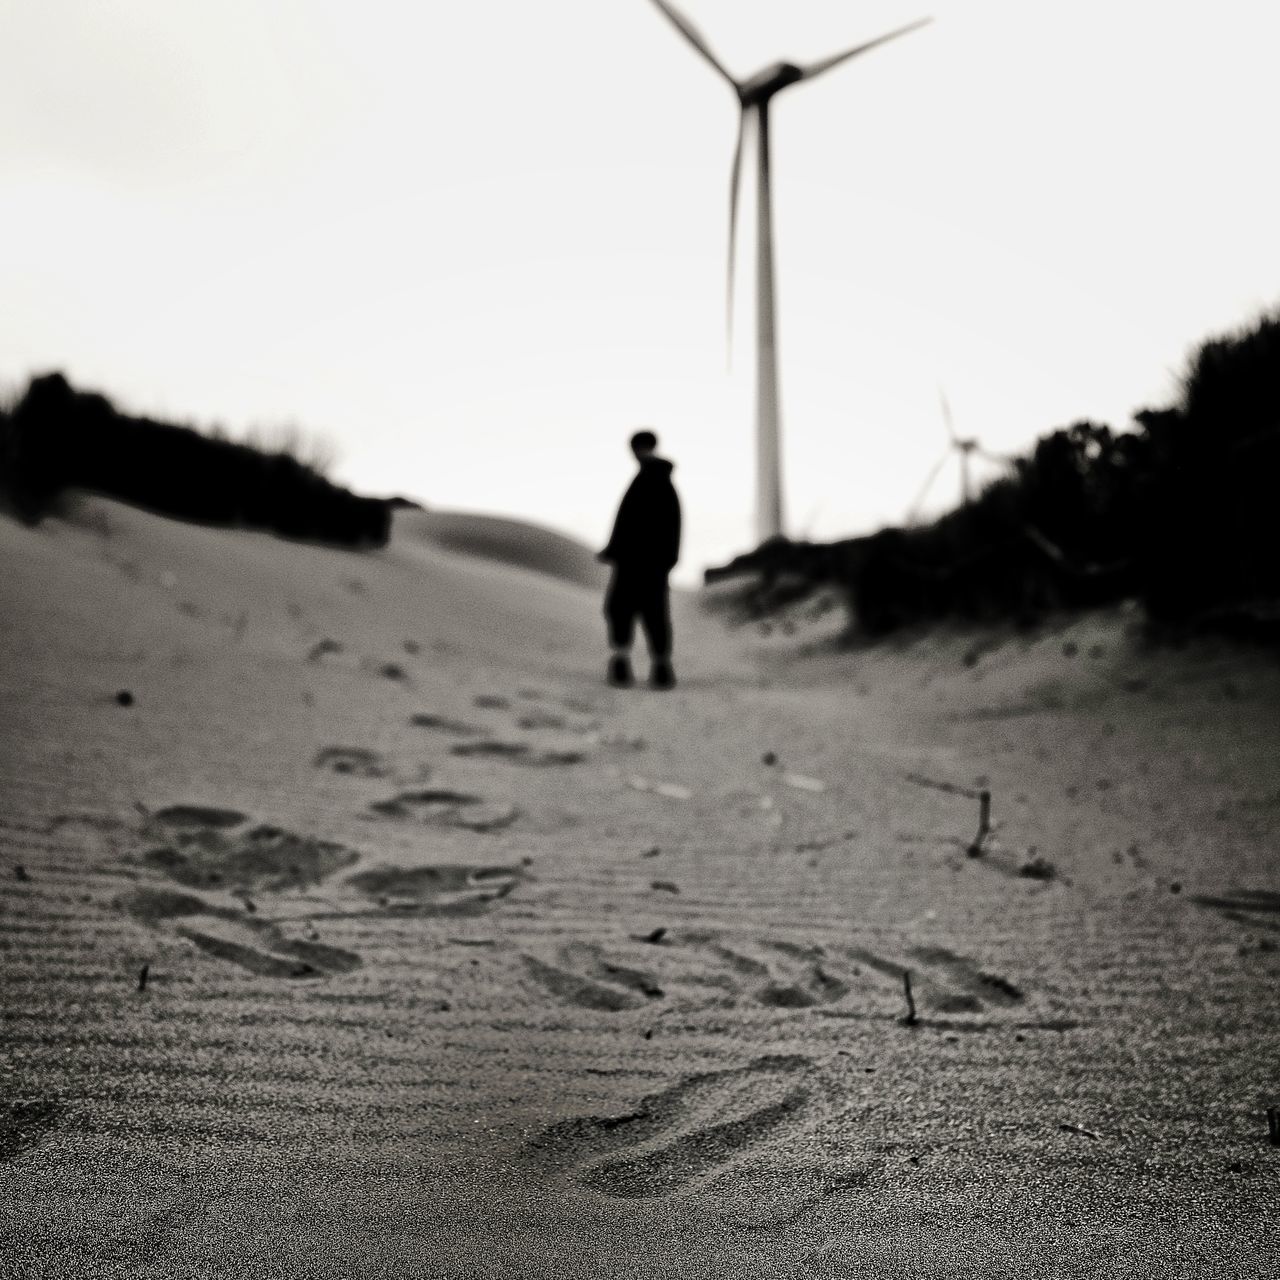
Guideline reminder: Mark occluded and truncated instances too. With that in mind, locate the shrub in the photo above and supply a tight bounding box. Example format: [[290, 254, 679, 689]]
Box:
[[706, 305, 1280, 638], [0, 372, 389, 548]]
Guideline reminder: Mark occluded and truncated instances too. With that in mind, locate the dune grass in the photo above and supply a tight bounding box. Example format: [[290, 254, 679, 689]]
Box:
[[0, 372, 389, 548]]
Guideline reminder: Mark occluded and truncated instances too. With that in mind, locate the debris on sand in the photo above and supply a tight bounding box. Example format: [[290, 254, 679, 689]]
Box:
[[641, 846, 661, 858], [901, 970, 919, 1026], [1059, 1122, 1100, 1139], [629, 777, 692, 801], [115, 690, 134, 707], [650, 880, 680, 895], [762, 751, 778, 767], [137, 964, 149, 992], [782, 773, 826, 794], [904, 772, 982, 800], [307, 638, 343, 663], [1019, 855, 1056, 881], [967, 789, 992, 857], [312, 746, 391, 778], [14, 865, 30, 882]]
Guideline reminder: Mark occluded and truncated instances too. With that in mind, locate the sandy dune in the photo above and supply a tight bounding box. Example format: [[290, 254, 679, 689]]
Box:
[[1, 494, 1278, 1278], [397, 508, 610, 591]]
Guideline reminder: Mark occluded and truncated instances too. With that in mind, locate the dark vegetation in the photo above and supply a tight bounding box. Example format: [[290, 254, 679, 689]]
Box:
[[0, 372, 390, 547], [708, 307, 1280, 639]]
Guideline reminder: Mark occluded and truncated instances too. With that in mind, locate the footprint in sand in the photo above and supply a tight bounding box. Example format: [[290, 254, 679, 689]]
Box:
[[122, 887, 361, 979], [150, 804, 246, 829], [523, 937, 851, 1014], [516, 687, 602, 715], [752, 942, 851, 1010], [645, 935, 1023, 1018], [1, 1099, 64, 1163], [522, 942, 664, 1011], [905, 945, 1024, 1009], [515, 708, 601, 735], [450, 740, 528, 760], [450, 740, 586, 767], [312, 746, 393, 779], [140, 808, 360, 892], [347, 862, 526, 916], [1191, 888, 1280, 934], [839, 943, 1024, 1016], [45, 811, 137, 859], [522, 1055, 816, 1199], [409, 713, 484, 736], [367, 788, 518, 832], [675, 938, 852, 1010], [516, 709, 568, 731]]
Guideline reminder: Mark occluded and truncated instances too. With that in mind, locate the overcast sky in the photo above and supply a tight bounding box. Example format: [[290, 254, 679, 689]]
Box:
[[4, 0, 1278, 580]]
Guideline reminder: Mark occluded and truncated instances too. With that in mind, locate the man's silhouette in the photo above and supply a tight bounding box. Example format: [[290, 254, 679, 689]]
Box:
[[598, 430, 681, 689]]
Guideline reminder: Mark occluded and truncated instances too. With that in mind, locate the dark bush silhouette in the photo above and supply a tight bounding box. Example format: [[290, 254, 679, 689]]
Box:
[[0, 373, 389, 548], [1137, 310, 1280, 623], [707, 306, 1280, 639]]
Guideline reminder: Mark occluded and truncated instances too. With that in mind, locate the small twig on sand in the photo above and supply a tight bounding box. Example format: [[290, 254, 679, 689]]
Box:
[[1059, 1122, 1099, 1139], [138, 964, 149, 993], [967, 789, 992, 858], [901, 970, 918, 1025], [904, 772, 981, 800]]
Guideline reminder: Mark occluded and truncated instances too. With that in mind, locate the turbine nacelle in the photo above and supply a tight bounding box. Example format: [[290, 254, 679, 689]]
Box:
[[737, 62, 805, 106]]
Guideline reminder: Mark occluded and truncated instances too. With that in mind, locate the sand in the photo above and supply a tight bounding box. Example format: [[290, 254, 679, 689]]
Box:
[[1, 493, 1278, 1279]]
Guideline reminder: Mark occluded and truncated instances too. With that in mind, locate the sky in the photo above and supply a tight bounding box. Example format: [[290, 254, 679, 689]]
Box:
[[3, 0, 1279, 582]]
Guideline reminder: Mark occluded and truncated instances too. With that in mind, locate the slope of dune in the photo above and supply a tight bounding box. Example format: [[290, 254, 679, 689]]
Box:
[[1, 493, 1278, 1278], [396, 507, 609, 590]]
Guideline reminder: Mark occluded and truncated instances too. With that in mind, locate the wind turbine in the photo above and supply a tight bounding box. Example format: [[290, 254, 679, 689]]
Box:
[[906, 388, 1008, 524], [645, 0, 932, 546]]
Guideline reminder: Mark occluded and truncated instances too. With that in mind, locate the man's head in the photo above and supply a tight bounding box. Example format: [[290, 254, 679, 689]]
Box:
[[630, 429, 658, 462]]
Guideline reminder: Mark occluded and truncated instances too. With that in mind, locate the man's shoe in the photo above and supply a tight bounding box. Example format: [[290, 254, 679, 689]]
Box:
[[650, 659, 676, 690], [607, 654, 634, 687]]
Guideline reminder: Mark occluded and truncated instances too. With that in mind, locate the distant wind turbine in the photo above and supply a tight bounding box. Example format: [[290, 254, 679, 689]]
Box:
[[645, 0, 932, 546], [906, 387, 1008, 523]]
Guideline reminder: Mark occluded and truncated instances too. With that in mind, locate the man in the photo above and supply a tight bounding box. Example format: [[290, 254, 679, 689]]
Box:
[[598, 429, 681, 689]]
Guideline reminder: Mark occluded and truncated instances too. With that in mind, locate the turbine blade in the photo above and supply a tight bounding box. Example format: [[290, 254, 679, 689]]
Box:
[[645, 0, 738, 88], [975, 445, 1015, 465], [938, 384, 956, 442], [906, 447, 952, 525], [797, 16, 933, 84], [726, 109, 745, 365]]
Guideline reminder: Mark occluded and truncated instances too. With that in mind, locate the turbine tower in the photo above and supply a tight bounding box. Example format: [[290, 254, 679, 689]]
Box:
[[646, 1, 932, 546]]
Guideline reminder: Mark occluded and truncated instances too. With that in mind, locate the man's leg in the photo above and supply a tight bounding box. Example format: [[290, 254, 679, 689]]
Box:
[[604, 570, 636, 686], [638, 573, 675, 689]]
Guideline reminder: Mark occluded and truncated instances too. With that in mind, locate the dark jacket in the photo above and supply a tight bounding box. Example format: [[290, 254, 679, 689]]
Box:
[[601, 456, 681, 572]]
